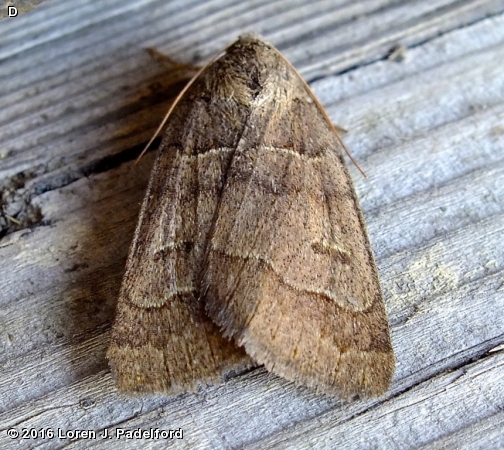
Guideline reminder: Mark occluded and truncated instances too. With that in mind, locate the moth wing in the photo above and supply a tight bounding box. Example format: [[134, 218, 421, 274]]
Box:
[[106, 62, 258, 393], [203, 43, 394, 398]]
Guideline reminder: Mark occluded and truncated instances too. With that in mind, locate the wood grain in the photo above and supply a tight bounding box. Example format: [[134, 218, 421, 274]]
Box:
[[1, 0, 503, 448]]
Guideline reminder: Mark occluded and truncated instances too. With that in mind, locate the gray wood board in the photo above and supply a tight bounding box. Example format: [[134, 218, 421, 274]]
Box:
[[1, 0, 503, 448]]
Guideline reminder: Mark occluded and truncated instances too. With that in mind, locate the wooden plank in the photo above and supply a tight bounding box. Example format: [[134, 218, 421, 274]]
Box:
[[1, 0, 503, 448], [1, 0, 503, 183], [244, 352, 504, 449]]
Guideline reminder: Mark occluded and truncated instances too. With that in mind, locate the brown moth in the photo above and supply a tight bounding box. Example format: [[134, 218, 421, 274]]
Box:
[[107, 34, 395, 398]]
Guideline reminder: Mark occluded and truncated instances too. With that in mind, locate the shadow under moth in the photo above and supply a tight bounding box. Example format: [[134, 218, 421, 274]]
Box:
[[107, 34, 395, 399]]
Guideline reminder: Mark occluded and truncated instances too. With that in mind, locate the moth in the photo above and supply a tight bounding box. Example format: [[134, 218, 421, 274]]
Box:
[[107, 34, 395, 398]]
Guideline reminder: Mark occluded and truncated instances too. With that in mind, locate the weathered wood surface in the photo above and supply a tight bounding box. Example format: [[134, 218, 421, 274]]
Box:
[[1, 0, 503, 448]]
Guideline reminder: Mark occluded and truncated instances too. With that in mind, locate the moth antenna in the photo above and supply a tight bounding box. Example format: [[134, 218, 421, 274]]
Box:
[[270, 45, 367, 178], [146, 48, 201, 72], [135, 48, 227, 165]]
